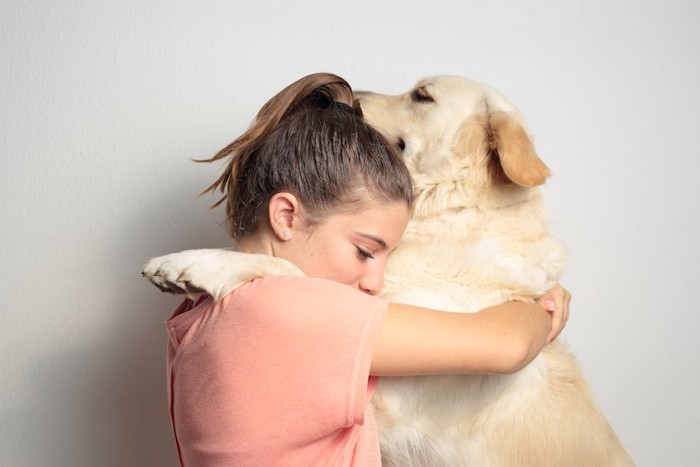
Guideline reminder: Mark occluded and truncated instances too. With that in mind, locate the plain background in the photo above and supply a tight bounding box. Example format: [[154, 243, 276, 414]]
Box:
[[2, 1, 699, 465]]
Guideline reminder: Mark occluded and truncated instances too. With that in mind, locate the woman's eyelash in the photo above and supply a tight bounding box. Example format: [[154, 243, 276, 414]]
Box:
[[356, 246, 375, 259]]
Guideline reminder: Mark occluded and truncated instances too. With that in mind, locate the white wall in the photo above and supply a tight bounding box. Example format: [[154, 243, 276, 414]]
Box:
[[2, 1, 698, 465]]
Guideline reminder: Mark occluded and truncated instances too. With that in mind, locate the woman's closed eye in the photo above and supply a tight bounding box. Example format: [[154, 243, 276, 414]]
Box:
[[356, 246, 375, 260]]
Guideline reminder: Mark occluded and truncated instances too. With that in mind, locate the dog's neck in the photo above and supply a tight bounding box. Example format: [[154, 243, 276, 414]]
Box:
[[410, 172, 539, 221]]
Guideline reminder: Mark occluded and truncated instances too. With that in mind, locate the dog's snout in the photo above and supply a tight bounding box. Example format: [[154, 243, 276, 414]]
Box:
[[353, 90, 374, 108], [353, 91, 373, 111], [351, 98, 364, 118], [353, 90, 373, 98]]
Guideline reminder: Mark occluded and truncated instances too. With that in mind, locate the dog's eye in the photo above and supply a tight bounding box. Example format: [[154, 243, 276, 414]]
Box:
[[396, 138, 406, 152], [411, 87, 435, 103]]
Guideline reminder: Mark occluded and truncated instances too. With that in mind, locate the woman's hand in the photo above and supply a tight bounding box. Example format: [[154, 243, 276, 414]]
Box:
[[536, 284, 572, 343]]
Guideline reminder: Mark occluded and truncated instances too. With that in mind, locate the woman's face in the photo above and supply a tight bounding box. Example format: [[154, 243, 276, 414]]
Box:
[[284, 200, 410, 295]]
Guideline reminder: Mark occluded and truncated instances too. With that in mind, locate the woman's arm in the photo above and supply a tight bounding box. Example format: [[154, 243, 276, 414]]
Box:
[[370, 285, 571, 376]]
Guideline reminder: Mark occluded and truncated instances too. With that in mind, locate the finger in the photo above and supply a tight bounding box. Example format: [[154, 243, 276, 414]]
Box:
[[543, 298, 557, 312], [562, 291, 571, 323], [548, 317, 562, 342], [555, 291, 571, 340], [547, 304, 563, 343]]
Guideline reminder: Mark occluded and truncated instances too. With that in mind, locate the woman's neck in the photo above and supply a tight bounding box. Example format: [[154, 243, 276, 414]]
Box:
[[233, 231, 275, 256]]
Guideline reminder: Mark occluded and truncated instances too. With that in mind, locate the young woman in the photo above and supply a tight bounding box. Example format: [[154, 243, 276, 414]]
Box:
[[164, 73, 571, 466]]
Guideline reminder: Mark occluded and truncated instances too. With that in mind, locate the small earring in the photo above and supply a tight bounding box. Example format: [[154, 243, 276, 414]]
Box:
[[282, 229, 289, 238]]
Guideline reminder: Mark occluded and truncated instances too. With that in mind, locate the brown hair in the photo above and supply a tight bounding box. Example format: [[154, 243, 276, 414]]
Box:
[[200, 72, 414, 239]]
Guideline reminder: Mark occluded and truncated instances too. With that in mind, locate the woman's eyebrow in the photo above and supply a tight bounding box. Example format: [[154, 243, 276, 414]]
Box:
[[355, 232, 387, 249]]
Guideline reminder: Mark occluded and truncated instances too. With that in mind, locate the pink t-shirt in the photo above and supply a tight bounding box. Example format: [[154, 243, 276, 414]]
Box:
[[165, 275, 388, 466]]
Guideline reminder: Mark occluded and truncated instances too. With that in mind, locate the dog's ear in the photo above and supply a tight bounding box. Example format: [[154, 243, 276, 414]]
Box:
[[488, 111, 550, 187]]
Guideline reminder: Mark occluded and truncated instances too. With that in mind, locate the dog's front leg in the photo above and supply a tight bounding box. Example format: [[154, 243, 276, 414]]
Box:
[[142, 249, 304, 301]]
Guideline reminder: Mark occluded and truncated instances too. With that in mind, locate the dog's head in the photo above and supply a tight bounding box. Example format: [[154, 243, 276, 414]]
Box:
[[356, 76, 550, 216]]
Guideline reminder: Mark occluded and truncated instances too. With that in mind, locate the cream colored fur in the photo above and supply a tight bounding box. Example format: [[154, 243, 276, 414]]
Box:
[[356, 76, 633, 466], [142, 76, 634, 466]]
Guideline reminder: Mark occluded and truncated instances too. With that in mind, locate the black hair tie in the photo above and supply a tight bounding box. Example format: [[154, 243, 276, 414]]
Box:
[[330, 101, 356, 114]]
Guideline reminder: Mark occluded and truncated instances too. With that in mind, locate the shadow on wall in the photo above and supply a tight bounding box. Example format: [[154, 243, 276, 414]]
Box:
[[3, 174, 230, 466], [114, 174, 232, 465]]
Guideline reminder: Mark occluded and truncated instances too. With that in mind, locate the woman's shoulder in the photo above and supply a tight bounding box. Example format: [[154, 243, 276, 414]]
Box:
[[232, 275, 387, 320], [239, 274, 376, 302]]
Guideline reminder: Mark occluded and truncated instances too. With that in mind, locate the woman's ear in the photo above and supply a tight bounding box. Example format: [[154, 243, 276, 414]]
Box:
[[268, 192, 300, 240]]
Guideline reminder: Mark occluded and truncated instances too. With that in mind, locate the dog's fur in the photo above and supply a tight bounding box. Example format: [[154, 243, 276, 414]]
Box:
[[143, 76, 634, 466]]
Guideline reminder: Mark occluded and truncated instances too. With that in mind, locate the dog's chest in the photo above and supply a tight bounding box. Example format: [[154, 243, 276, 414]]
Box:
[[382, 207, 566, 310]]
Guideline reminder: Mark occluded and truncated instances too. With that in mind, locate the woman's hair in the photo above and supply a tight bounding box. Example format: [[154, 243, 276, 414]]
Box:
[[200, 72, 414, 239]]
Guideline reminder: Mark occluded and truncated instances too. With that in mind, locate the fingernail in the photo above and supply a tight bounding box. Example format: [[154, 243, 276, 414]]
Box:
[[546, 299, 556, 310]]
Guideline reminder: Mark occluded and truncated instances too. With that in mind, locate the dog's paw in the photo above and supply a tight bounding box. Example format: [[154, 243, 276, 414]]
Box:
[[142, 249, 212, 297], [142, 249, 304, 301]]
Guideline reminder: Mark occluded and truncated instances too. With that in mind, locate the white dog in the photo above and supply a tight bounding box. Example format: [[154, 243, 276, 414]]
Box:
[[144, 76, 634, 466]]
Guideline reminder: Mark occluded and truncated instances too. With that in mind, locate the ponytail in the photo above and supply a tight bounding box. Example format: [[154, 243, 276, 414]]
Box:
[[198, 72, 413, 239]]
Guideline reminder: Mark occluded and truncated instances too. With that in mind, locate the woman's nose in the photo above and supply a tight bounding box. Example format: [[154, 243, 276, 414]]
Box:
[[359, 266, 384, 296]]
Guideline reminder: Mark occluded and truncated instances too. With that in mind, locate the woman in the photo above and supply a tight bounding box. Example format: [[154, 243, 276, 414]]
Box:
[[163, 72, 570, 466]]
